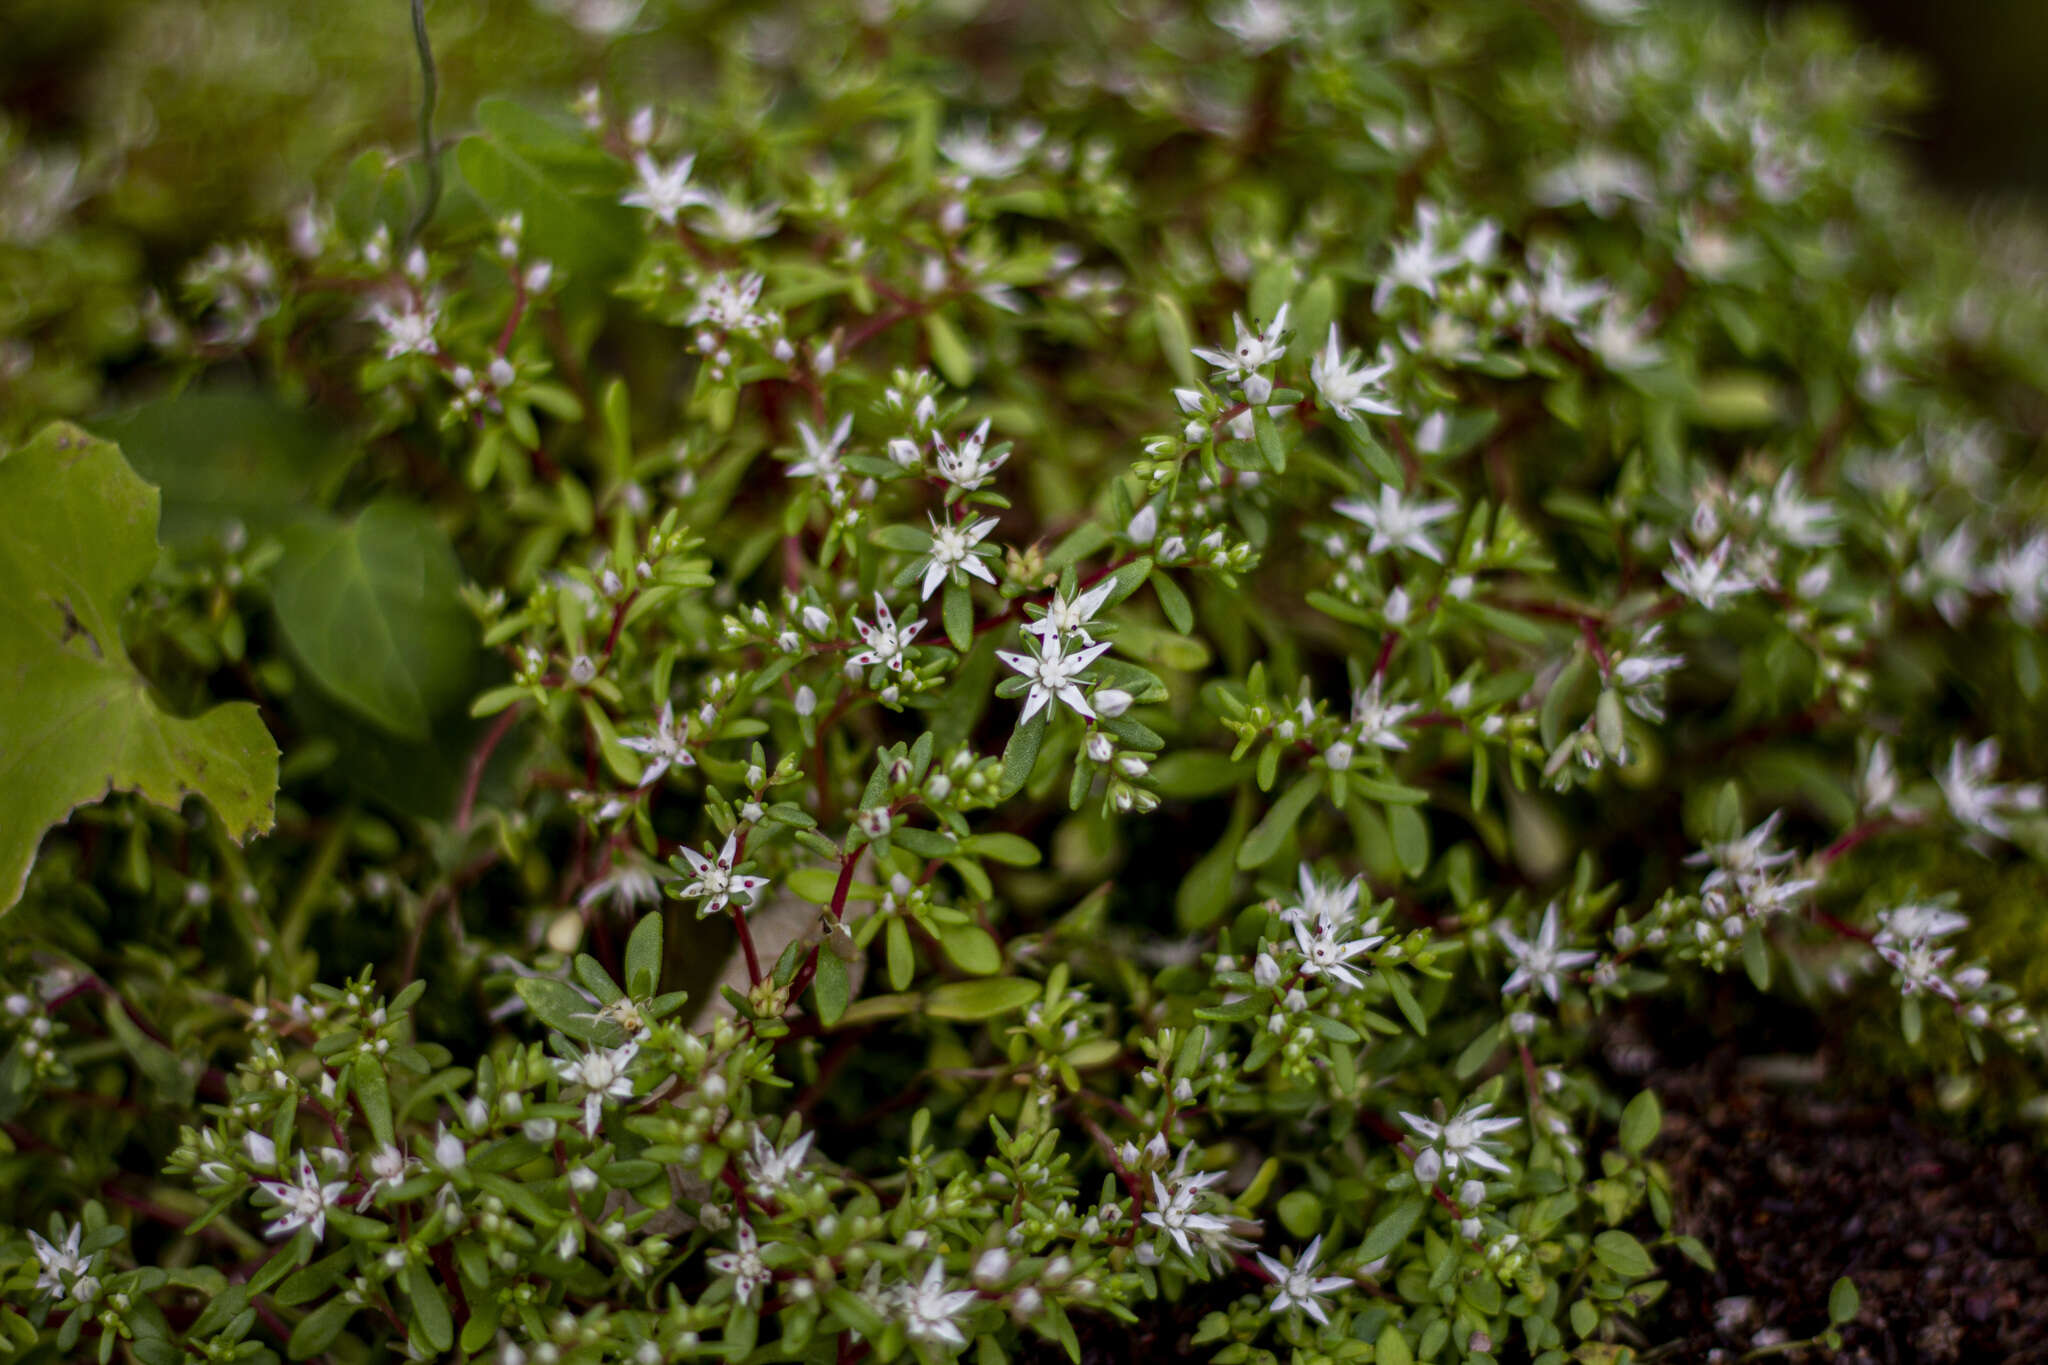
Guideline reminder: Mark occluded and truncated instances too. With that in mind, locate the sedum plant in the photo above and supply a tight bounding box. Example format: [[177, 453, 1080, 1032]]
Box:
[[2, 1, 2046, 1362]]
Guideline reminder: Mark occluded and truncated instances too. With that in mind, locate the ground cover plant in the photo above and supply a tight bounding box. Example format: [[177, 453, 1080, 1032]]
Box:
[[2, 0, 2046, 1361]]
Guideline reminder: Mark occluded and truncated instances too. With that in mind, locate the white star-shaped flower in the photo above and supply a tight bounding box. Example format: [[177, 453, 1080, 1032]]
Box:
[[1495, 904, 1597, 1001], [620, 151, 702, 225], [849, 592, 926, 673], [919, 514, 1000, 601], [672, 829, 769, 918], [1937, 738, 2042, 842], [1332, 484, 1459, 562], [367, 297, 440, 359], [900, 1261, 980, 1347], [1279, 864, 1362, 932], [1663, 539, 1756, 610], [1399, 1100, 1520, 1184], [742, 1127, 815, 1195], [1349, 677, 1419, 751], [553, 1038, 640, 1136], [1191, 303, 1291, 384], [1291, 917, 1384, 992], [707, 1222, 770, 1305], [933, 418, 1008, 490], [27, 1224, 88, 1300], [1310, 326, 1401, 422], [1256, 1234, 1351, 1325], [689, 189, 781, 243], [620, 701, 696, 785], [787, 413, 853, 489], [253, 1152, 350, 1243], [1022, 577, 1117, 645], [997, 632, 1114, 727], [939, 123, 1030, 181], [1142, 1170, 1234, 1259]]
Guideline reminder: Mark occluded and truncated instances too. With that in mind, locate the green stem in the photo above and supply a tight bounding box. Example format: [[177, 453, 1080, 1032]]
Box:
[[405, 0, 442, 245]]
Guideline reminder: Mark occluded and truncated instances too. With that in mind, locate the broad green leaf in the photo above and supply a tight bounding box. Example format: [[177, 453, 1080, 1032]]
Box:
[[0, 424, 279, 912], [1619, 1089, 1661, 1156], [1276, 1190, 1323, 1239], [925, 977, 1041, 1020], [1591, 1229, 1654, 1278], [1828, 1276, 1860, 1325], [94, 390, 350, 546], [455, 133, 635, 282], [271, 501, 477, 741]]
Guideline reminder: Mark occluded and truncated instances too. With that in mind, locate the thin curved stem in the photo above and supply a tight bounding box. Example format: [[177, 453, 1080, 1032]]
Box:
[[405, 0, 442, 245]]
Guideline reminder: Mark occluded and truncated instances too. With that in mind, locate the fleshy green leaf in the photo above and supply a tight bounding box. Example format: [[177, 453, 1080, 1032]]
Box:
[[925, 977, 1041, 1020], [813, 952, 851, 1028], [1236, 773, 1322, 869], [0, 423, 279, 912]]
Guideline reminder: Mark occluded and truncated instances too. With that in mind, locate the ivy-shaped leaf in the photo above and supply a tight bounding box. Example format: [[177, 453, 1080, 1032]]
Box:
[[270, 501, 477, 741], [0, 424, 279, 911]]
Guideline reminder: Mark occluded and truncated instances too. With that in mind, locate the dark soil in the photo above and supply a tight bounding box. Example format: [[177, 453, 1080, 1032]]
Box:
[[1639, 1050, 2048, 1364]]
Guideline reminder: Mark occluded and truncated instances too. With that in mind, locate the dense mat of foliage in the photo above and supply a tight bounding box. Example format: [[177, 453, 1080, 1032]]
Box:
[[2, 1, 2046, 1361]]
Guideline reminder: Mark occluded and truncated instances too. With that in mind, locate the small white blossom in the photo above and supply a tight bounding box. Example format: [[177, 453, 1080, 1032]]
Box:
[[900, 1260, 980, 1347], [1664, 539, 1757, 610], [920, 515, 1000, 600], [620, 152, 702, 225], [1578, 300, 1663, 371], [1937, 738, 2043, 843], [707, 1222, 770, 1305], [997, 633, 1115, 727], [1024, 577, 1117, 645], [933, 419, 1007, 490], [690, 189, 781, 243], [1192, 303, 1291, 384], [1495, 904, 1597, 1001], [1765, 471, 1838, 549], [787, 414, 853, 489], [1279, 865, 1362, 932], [254, 1153, 350, 1243], [1256, 1234, 1351, 1325], [1400, 1101, 1520, 1182], [27, 1224, 88, 1301], [1310, 326, 1401, 422], [742, 1128, 815, 1195], [1988, 533, 2048, 626], [620, 702, 696, 785], [1291, 917, 1383, 992], [673, 829, 770, 918], [1333, 484, 1459, 562], [939, 123, 1031, 181], [367, 298, 439, 360], [553, 1038, 640, 1136], [1350, 678, 1420, 750], [849, 593, 927, 673]]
